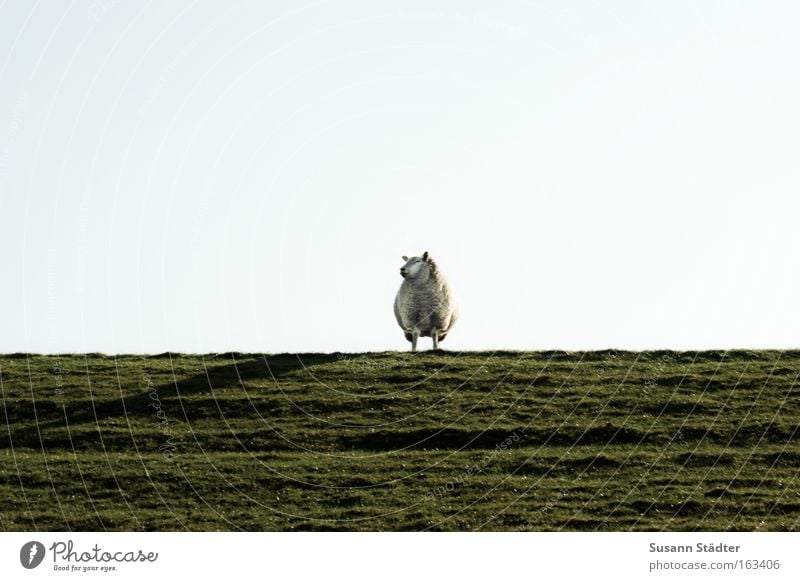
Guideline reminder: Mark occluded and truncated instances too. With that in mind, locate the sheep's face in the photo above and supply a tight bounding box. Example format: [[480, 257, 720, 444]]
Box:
[[400, 254, 426, 280]]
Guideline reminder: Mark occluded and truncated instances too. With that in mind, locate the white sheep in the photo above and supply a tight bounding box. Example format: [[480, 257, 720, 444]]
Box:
[[393, 251, 459, 352]]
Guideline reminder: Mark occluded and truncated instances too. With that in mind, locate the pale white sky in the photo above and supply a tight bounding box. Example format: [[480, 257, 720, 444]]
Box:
[[1, 1, 799, 354]]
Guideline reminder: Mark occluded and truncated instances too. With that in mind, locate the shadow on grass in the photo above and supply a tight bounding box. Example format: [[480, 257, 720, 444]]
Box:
[[0, 353, 356, 449]]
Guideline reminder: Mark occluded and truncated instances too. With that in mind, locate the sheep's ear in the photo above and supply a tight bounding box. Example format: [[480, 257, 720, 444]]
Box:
[[422, 251, 429, 261], [402, 255, 408, 262]]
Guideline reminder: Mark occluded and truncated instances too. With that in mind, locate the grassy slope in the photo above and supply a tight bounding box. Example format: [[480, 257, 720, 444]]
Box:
[[0, 350, 798, 531]]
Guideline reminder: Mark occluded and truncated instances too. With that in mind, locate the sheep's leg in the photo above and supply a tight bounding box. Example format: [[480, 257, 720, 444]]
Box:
[[431, 330, 439, 350], [411, 330, 419, 353]]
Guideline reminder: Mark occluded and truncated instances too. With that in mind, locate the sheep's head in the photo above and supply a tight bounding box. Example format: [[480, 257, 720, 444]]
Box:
[[400, 252, 430, 280]]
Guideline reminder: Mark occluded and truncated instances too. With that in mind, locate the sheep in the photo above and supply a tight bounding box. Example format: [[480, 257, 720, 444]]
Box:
[[393, 251, 459, 352]]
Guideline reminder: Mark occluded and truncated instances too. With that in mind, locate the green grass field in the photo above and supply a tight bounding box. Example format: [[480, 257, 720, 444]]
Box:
[[1, 350, 798, 531]]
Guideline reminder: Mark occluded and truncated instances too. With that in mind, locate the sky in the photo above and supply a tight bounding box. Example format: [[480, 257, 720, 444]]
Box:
[[1, 1, 799, 354]]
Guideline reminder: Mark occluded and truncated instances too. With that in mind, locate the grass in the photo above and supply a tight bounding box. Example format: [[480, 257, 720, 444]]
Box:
[[1, 350, 799, 531]]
